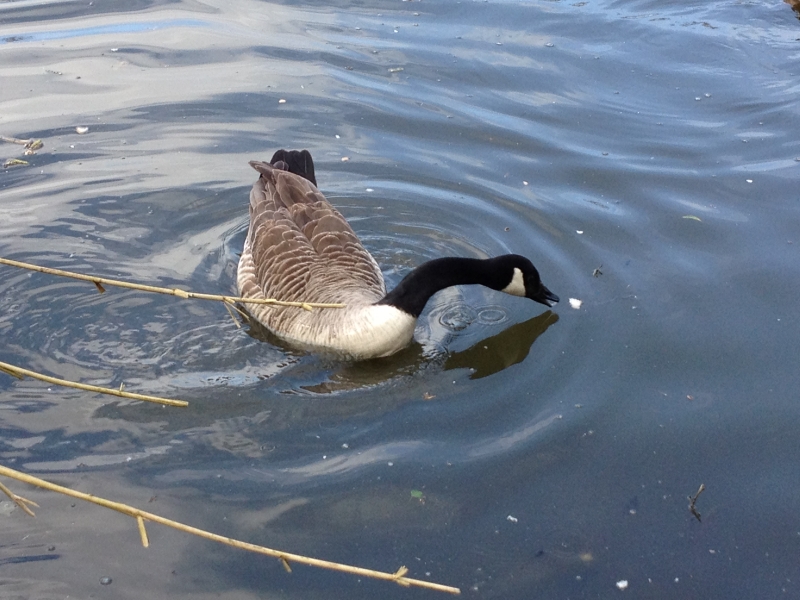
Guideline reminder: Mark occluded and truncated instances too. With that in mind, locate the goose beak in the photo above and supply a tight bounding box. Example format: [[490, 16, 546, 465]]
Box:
[[530, 285, 559, 307]]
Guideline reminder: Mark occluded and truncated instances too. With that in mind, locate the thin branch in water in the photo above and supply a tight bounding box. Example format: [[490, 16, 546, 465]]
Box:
[[0, 480, 39, 517], [0, 257, 345, 310], [0, 360, 188, 408], [0, 465, 461, 595], [688, 483, 705, 522], [222, 299, 243, 329], [137, 515, 150, 548]]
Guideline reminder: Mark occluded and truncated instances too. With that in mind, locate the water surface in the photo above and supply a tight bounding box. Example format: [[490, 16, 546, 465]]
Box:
[[1, 0, 799, 598]]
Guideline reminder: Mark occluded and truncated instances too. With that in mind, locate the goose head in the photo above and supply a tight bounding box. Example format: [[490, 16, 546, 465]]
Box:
[[492, 254, 560, 307]]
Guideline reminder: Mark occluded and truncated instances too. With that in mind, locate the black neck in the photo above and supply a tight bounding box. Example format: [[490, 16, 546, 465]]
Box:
[[378, 257, 510, 317]]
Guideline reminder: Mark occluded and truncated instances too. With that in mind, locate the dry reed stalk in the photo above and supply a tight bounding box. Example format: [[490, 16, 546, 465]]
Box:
[[0, 465, 460, 595], [0, 479, 39, 517], [0, 360, 188, 407], [0, 257, 344, 311]]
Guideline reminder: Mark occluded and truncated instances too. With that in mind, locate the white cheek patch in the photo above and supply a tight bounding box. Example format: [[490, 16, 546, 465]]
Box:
[[501, 267, 526, 297]]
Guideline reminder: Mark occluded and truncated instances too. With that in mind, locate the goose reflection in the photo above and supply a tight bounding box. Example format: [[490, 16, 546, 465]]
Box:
[[242, 308, 558, 391], [443, 310, 559, 379]]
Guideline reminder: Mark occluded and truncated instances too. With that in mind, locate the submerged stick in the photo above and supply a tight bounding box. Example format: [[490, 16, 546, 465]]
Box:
[[0, 465, 460, 595], [0, 257, 344, 310], [0, 360, 187, 407]]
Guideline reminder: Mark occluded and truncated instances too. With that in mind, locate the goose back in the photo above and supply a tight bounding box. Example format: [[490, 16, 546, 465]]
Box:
[[237, 160, 390, 347]]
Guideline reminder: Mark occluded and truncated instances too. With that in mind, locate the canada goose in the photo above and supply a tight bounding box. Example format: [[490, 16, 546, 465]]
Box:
[[237, 149, 559, 360]]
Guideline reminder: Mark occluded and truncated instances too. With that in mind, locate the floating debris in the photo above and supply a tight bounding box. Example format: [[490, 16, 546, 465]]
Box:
[[616, 580, 628, 590], [593, 264, 603, 277], [75, 126, 89, 134], [1, 136, 43, 155], [569, 298, 583, 310], [3, 158, 28, 168], [688, 483, 705, 522], [278, 99, 286, 104], [506, 515, 518, 523], [682, 215, 702, 222], [388, 67, 404, 73]]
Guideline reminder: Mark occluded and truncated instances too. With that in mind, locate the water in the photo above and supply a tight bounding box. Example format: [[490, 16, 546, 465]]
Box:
[[1, 0, 799, 598]]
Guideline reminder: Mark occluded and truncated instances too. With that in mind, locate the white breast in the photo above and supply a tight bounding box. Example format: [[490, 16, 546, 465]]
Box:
[[275, 304, 418, 360]]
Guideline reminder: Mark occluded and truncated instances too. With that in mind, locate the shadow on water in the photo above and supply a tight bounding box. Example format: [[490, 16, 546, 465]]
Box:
[[239, 306, 559, 391]]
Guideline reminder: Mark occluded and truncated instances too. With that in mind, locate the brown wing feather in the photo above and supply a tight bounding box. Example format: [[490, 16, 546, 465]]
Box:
[[241, 161, 385, 306]]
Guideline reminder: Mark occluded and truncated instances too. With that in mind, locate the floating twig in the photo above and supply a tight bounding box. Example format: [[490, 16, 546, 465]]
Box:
[[0, 360, 188, 407], [0, 257, 344, 311], [688, 483, 705, 522], [0, 135, 43, 154], [0, 465, 460, 595], [0, 479, 39, 517]]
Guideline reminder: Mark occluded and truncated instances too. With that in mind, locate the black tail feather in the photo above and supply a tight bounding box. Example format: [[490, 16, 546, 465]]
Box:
[[270, 149, 317, 186]]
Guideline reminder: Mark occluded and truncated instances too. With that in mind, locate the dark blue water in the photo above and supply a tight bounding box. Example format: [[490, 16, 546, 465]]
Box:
[[1, 1, 799, 598]]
